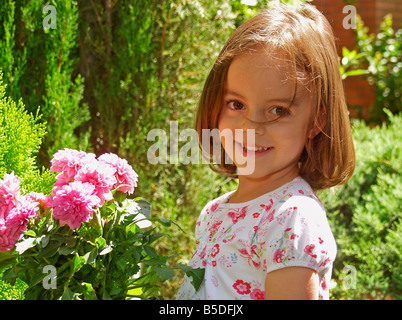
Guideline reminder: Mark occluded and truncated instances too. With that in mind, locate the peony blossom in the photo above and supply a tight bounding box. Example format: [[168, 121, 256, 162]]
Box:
[[51, 172, 69, 197], [6, 197, 39, 237], [52, 181, 100, 230], [0, 224, 13, 251], [0, 195, 39, 251], [50, 148, 96, 182], [27, 192, 52, 209], [0, 172, 21, 221], [98, 153, 138, 194], [74, 160, 117, 206]]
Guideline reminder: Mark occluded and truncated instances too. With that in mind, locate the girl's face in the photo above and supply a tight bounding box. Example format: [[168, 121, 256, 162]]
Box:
[[218, 51, 314, 180]]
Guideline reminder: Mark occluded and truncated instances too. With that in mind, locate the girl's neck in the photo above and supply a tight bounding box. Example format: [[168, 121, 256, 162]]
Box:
[[228, 166, 300, 204]]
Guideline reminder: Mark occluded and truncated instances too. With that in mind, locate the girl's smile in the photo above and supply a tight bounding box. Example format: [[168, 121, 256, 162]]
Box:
[[234, 141, 274, 158]]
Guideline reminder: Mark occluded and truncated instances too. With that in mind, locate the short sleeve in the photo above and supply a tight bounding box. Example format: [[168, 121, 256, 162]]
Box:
[[261, 195, 336, 275]]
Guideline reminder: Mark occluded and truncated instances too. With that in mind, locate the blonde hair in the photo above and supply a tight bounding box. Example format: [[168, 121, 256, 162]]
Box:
[[196, 3, 355, 191]]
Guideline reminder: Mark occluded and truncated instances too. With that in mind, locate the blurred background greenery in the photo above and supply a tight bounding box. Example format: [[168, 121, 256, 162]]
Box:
[[0, 0, 400, 299]]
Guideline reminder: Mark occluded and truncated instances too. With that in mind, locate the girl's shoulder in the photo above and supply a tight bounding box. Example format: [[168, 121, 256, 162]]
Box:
[[255, 177, 330, 229], [245, 176, 324, 212], [274, 177, 324, 211]]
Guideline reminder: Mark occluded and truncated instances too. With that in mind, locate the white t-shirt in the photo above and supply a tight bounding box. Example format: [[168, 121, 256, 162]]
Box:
[[177, 176, 337, 300]]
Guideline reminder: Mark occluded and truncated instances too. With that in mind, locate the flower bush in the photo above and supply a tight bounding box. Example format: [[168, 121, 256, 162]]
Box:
[[0, 148, 174, 299]]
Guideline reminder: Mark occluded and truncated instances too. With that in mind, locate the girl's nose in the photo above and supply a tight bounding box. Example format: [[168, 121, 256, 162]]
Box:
[[241, 114, 265, 135]]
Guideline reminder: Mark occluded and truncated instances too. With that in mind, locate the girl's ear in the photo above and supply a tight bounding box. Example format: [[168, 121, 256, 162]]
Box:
[[309, 109, 327, 138]]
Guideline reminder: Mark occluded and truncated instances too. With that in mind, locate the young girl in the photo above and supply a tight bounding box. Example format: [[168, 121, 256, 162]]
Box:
[[177, 3, 355, 300]]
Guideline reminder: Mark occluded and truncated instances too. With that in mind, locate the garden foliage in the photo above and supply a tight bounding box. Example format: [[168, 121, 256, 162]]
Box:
[[0, 0, 90, 163], [321, 111, 401, 299], [0, 73, 54, 195], [356, 15, 401, 123], [341, 14, 401, 124]]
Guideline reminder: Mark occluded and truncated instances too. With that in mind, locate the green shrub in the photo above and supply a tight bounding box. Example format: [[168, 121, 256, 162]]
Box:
[[355, 14, 402, 123], [0, 0, 90, 164], [0, 269, 26, 300], [320, 110, 401, 299], [0, 72, 55, 194], [0, 72, 55, 299]]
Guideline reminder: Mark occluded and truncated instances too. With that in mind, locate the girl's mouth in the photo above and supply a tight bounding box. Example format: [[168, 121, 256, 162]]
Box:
[[236, 142, 273, 157]]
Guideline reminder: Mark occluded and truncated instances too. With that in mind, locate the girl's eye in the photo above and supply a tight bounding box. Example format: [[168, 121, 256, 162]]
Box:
[[271, 106, 290, 117], [227, 100, 245, 111]]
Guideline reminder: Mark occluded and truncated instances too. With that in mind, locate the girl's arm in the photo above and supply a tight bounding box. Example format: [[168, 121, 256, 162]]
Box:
[[265, 267, 319, 300]]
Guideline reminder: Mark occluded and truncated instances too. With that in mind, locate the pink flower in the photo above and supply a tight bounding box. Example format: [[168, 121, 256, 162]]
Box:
[[0, 172, 21, 221], [27, 192, 52, 209], [320, 257, 331, 268], [50, 148, 96, 182], [227, 206, 247, 223], [0, 196, 39, 251], [0, 224, 14, 251], [233, 280, 251, 295], [211, 243, 220, 258], [210, 203, 219, 212], [6, 197, 39, 236], [321, 276, 327, 291], [52, 181, 100, 230], [304, 244, 317, 259], [250, 288, 265, 300], [75, 160, 117, 206], [51, 172, 70, 197], [98, 153, 138, 195], [260, 201, 273, 212], [273, 249, 286, 263], [252, 212, 260, 218]]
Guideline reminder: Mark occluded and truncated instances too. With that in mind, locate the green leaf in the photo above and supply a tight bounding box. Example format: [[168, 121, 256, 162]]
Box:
[[60, 286, 75, 300], [153, 267, 174, 281], [81, 282, 97, 300], [143, 245, 157, 258], [345, 69, 368, 77], [0, 251, 18, 270], [342, 46, 350, 59], [109, 287, 122, 296], [71, 254, 86, 273], [148, 232, 164, 244], [2, 266, 16, 282], [38, 239, 60, 258], [177, 265, 205, 291], [58, 245, 76, 256], [132, 246, 143, 261], [83, 248, 98, 266], [136, 199, 151, 218], [95, 236, 106, 249], [24, 230, 36, 237]]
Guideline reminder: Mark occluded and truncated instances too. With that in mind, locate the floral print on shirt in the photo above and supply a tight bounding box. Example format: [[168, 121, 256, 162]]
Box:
[[177, 177, 337, 300]]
